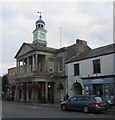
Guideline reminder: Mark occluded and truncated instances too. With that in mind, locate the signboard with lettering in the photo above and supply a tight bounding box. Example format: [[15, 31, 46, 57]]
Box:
[[92, 79, 103, 84]]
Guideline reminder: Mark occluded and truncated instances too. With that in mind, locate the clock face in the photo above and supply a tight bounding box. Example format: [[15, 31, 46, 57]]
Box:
[[39, 32, 46, 39]]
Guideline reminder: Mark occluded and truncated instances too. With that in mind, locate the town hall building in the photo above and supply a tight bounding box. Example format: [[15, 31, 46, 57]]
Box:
[[10, 13, 91, 103]]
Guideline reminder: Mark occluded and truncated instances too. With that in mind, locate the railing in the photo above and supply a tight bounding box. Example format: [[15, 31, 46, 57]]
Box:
[[15, 71, 50, 80], [15, 71, 67, 80]]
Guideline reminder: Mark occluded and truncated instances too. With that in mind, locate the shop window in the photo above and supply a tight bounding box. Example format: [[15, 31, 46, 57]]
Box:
[[74, 63, 80, 76], [93, 59, 101, 73], [104, 84, 114, 98], [93, 84, 103, 97]]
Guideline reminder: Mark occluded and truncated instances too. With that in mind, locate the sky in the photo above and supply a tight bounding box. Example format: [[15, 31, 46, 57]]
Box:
[[0, 0, 114, 76]]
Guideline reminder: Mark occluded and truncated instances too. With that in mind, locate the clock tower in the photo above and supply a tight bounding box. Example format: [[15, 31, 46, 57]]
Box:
[[33, 12, 47, 47]]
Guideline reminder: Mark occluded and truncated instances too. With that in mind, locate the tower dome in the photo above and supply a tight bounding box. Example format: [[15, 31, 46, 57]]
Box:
[[36, 18, 45, 25], [35, 12, 45, 29]]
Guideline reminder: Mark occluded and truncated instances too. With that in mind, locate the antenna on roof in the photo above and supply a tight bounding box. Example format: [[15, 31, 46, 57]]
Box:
[[60, 27, 62, 48]]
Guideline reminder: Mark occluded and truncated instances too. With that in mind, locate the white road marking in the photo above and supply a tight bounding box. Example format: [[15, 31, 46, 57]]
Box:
[[30, 106, 54, 110]]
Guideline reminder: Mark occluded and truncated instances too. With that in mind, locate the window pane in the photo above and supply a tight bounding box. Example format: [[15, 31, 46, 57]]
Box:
[[93, 59, 101, 73], [94, 97, 102, 102], [74, 63, 79, 75], [70, 97, 77, 101], [77, 96, 86, 101]]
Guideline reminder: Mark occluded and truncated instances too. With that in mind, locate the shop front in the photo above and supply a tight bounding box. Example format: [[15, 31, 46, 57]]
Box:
[[82, 76, 115, 100]]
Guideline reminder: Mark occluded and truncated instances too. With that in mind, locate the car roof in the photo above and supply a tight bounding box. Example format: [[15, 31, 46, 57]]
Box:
[[72, 95, 99, 97]]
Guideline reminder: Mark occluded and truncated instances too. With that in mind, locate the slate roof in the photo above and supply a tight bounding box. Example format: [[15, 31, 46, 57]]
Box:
[[66, 43, 115, 64], [27, 43, 56, 53]]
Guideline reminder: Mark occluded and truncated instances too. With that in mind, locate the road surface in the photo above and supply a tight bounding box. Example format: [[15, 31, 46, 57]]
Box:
[[2, 101, 114, 119]]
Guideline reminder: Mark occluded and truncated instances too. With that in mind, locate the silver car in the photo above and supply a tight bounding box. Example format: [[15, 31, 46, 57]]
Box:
[[61, 95, 108, 113]]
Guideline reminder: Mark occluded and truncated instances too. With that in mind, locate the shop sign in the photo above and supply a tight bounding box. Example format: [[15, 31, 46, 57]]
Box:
[[92, 79, 103, 84]]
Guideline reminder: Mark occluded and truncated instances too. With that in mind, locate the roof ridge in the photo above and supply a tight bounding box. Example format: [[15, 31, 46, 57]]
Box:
[[66, 43, 115, 64]]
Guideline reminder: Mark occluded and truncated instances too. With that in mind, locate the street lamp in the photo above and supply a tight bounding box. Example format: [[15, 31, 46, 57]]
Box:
[[50, 72, 54, 104]]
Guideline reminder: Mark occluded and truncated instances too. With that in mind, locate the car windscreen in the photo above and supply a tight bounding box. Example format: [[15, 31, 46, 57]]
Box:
[[94, 97, 103, 102]]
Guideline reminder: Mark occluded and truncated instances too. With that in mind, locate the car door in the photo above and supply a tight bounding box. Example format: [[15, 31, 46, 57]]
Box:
[[74, 96, 86, 110], [67, 96, 77, 110]]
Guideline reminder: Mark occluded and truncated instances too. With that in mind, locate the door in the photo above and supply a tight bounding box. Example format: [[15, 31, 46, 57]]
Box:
[[74, 96, 86, 110], [73, 82, 82, 96]]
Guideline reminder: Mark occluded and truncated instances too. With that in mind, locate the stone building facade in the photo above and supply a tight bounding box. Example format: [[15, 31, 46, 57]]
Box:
[[66, 43, 115, 100], [8, 67, 17, 85], [12, 13, 91, 103]]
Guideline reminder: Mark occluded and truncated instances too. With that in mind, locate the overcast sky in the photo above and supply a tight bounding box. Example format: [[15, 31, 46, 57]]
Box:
[[0, 0, 114, 76]]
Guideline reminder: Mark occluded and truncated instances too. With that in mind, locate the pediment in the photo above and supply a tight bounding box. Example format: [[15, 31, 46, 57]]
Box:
[[15, 43, 35, 58]]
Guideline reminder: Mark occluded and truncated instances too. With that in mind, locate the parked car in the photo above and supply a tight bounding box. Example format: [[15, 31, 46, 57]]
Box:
[[61, 95, 108, 113]]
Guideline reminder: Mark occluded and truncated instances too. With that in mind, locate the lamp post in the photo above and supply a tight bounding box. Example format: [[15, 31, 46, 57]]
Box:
[[50, 73, 54, 104]]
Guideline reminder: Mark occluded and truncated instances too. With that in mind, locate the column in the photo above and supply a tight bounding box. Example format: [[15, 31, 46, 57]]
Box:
[[31, 83, 34, 101], [34, 82, 39, 102], [17, 84, 20, 101], [27, 57, 29, 73], [45, 82, 48, 103], [43, 56, 46, 72], [22, 59, 25, 73], [15, 84, 18, 101], [21, 84, 24, 101], [32, 55, 35, 72], [35, 54, 38, 71], [21, 90, 24, 101], [26, 83, 29, 102], [16, 60, 19, 74], [32, 83, 35, 101], [19, 60, 20, 74], [17, 60, 20, 74]]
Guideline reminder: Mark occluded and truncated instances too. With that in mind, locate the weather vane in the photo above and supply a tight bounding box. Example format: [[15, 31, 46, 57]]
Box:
[[38, 12, 42, 19]]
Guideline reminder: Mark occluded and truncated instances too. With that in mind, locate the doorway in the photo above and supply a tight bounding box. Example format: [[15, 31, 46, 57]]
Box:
[[73, 82, 82, 96]]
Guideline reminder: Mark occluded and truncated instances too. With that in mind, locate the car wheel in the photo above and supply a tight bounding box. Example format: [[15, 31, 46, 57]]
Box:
[[61, 104, 67, 111], [83, 106, 89, 113]]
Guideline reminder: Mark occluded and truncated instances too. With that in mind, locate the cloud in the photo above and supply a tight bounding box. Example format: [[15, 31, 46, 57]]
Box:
[[1, 2, 113, 75]]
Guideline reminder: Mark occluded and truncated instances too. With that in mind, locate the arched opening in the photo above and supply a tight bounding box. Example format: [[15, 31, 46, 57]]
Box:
[[73, 81, 82, 96], [58, 83, 64, 102]]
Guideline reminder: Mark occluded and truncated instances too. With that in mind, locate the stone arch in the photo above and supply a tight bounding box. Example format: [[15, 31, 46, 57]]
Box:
[[72, 82, 82, 96]]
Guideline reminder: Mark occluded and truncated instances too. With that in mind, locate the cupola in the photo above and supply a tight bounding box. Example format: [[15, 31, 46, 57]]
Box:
[[33, 12, 47, 47]]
